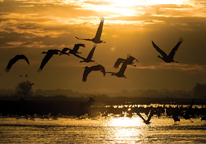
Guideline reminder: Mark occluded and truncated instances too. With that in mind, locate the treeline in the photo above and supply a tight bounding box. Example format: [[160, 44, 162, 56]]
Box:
[[0, 83, 206, 99]]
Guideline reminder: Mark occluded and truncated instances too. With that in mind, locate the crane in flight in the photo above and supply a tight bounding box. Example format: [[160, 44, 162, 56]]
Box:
[[82, 64, 106, 82], [38, 49, 60, 72], [60, 43, 85, 56], [113, 54, 138, 68], [75, 45, 96, 63], [76, 18, 105, 44], [152, 37, 183, 63], [5, 54, 30, 72]]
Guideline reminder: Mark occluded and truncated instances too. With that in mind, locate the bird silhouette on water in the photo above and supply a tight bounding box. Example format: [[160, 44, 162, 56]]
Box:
[[75, 45, 96, 63], [60, 43, 85, 56], [113, 54, 138, 68], [38, 49, 60, 72], [137, 109, 154, 124], [76, 97, 96, 118], [182, 98, 194, 122], [76, 18, 105, 44], [152, 37, 183, 63], [5, 54, 30, 72], [82, 64, 106, 82]]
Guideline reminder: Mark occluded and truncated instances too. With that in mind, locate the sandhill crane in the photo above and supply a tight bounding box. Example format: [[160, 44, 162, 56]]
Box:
[[76, 18, 105, 44], [38, 49, 60, 72], [60, 43, 85, 56], [75, 45, 96, 63], [76, 97, 96, 117], [107, 55, 136, 78], [82, 64, 106, 82], [113, 54, 138, 68], [137, 109, 154, 124], [152, 37, 183, 63], [107, 62, 127, 78], [182, 98, 194, 121], [5, 55, 30, 72]]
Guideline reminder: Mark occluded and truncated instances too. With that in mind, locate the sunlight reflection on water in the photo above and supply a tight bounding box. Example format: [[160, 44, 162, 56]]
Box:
[[0, 117, 206, 143]]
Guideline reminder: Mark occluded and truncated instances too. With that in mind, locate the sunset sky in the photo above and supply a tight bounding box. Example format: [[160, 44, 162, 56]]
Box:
[[0, 0, 206, 93]]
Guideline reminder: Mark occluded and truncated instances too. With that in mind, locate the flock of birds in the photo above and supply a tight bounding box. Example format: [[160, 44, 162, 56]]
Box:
[[4, 17, 184, 82]]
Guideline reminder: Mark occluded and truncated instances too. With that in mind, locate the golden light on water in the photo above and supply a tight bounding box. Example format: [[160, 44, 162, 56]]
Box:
[[107, 117, 143, 127]]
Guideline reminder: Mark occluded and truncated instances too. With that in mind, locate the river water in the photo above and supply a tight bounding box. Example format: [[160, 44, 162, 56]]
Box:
[[0, 116, 206, 143]]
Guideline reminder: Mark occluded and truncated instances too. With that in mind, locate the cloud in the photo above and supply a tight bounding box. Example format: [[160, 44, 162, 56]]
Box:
[[133, 63, 206, 72]]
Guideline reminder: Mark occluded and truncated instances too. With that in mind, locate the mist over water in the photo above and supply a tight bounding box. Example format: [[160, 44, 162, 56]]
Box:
[[1, 116, 206, 143]]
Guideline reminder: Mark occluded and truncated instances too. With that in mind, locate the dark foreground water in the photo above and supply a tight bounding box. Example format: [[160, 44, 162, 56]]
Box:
[[0, 116, 206, 143]]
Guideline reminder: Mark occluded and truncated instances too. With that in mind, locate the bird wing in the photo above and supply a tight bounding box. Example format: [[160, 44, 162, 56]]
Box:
[[113, 58, 125, 68], [94, 18, 104, 40], [137, 112, 146, 122], [82, 67, 92, 82], [146, 110, 154, 123], [5, 55, 29, 72], [61, 48, 70, 53], [152, 41, 168, 58], [73, 44, 85, 53], [21, 55, 30, 65], [118, 61, 127, 75], [125, 55, 138, 64], [86, 45, 96, 61], [73, 54, 85, 60], [98, 65, 106, 76], [38, 53, 53, 71], [186, 98, 194, 117], [76, 36, 92, 41], [168, 38, 183, 59], [5, 56, 19, 72]]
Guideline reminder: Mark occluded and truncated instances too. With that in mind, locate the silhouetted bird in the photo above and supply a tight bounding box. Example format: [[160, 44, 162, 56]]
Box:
[[82, 64, 106, 82], [107, 56, 131, 78], [113, 54, 138, 68], [172, 110, 180, 122], [60, 44, 85, 56], [76, 97, 96, 117], [152, 37, 183, 63], [38, 49, 60, 72], [76, 18, 105, 44], [183, 98, 194, 120], [75, 45, 96, 63], [137, 109, 154, 124], [5, 55, 30, 72]]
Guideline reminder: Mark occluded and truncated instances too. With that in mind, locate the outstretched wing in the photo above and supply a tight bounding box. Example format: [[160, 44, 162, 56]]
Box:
[[86, 45, 96, 61], [38, 54, 53, 71], [185, 98, 194, 117], [146, 109, 154, 123], [168, 37, 183, 59], [113, 58, 125, 68], [61, 48, 70, 54], [73, 54, 85, 60], [5, 55, 29, 72], [97, 64, 106, 76], [125, 55, 138, 64], [73, 43, 85, 53], [20, 55, 30, 65], [94, 18, 104, 40], [152, 41, 168, 58], [118, 62, 127, 75], [82, 67, 92, 82]]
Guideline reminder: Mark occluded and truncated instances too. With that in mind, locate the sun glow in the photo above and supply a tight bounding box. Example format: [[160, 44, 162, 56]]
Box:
[[107, 117, 142, 127]]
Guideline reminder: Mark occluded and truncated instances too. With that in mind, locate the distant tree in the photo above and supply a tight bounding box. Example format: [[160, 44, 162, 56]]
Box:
[[15, 81, 34, 97]]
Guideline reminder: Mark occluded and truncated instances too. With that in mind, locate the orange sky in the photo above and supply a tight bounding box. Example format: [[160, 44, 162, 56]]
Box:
[[0, 0, 206, 93]]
